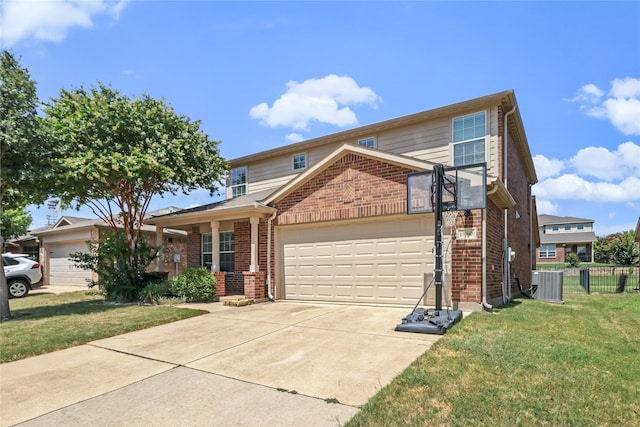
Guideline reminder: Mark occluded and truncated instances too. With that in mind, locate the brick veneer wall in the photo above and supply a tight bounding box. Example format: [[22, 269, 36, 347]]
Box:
[[452, 209, 483, 303], [234, 221, 250, 273], [275, 153, 413, 225], [187, 229, 202, 268]]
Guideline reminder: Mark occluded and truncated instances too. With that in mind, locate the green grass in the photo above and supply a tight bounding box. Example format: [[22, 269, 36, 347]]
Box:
[[347, 294, 640, 427], [0, 291, 208, 363]]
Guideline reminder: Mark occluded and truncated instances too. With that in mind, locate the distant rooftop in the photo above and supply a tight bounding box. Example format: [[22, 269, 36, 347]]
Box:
[[538, 214, 594, 226]]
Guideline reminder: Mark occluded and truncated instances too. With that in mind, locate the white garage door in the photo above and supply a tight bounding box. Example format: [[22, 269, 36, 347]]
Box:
[[48, 241, 93, 286], [280, 216, 450, 305]]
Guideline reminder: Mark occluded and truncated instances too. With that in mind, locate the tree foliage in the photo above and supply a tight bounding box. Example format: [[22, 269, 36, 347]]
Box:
[[0, 206, 32, 247], [594, 230, 639, 266], [70, 230, 160, 301], [43, 83, 228, 252], [0, 50, 50, 321]]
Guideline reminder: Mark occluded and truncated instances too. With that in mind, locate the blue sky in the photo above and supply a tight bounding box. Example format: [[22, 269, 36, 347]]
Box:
[[2, 1, 639, 236]]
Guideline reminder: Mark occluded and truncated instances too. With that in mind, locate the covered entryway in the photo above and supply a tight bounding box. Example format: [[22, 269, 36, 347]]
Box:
[[278, 216, 450, 305], [48, 241, 92, 286]]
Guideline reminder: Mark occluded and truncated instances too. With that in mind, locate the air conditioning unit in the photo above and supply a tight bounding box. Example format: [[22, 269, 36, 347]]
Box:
[[531, 271, 564, 304]]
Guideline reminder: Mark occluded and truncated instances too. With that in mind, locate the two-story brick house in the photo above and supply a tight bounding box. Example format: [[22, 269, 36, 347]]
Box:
[[536, 214, 596, 263], [146, 90, 538, 310]]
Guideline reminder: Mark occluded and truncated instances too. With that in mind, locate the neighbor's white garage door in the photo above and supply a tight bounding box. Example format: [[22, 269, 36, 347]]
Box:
[[48, 241, 92, 286], [280, 216, 449, 305]]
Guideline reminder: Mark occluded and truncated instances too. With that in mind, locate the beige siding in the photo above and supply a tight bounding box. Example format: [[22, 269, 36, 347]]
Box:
[[237, 104, 503, 196]]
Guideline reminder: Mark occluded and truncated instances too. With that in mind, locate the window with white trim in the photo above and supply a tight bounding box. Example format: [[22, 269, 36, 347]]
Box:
[[564, 224, 571, 231], [577, 224, 584, 230], [219, 232, 235, 272], [202, 233, 213, 269], [293, 153, 306, 171], [453, 111, 486, 166], [358, 137, 376, 148], [231, 167, 246, 198], [539, 244, 557, 258]]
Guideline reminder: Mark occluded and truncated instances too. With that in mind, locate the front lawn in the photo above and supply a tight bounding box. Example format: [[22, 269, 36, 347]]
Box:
[[0, 290, 207, 363], [348, 293, 640, 426]]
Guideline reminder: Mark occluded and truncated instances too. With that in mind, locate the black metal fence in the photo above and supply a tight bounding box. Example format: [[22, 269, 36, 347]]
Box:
[[537, 266, 640, 294]]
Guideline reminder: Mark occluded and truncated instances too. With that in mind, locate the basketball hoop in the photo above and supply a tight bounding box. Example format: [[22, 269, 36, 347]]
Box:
[[443, 210, 458, 229]]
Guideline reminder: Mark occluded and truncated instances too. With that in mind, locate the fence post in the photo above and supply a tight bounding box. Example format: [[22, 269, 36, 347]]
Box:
[[579, 267, 590, 294]]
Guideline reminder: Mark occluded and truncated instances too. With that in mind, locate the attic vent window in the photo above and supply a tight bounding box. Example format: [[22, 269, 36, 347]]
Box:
[[293, 153, 306, 171], [358, 137, 376, 148]]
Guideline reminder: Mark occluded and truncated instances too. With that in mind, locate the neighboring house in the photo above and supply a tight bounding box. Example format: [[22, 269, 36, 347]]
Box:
[[635, 217, 640, 244], [31, 210, 187, 287], [146, 90, 538, 310], [536, 214, 597, 263]]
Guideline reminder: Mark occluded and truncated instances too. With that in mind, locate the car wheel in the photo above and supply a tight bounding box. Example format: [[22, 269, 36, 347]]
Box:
[[8, 280, 29, 298]]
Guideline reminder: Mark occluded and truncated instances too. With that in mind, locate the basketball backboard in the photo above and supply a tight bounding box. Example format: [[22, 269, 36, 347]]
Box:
[[407, 162, 486, 214]]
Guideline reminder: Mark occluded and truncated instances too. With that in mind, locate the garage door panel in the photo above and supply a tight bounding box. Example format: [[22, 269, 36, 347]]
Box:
[[282, 217, 450, 305], [48, 241, 92, 286]]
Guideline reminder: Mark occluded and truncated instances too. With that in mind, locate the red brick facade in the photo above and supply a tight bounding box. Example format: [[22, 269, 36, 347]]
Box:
[[275, 153, 412, 225]]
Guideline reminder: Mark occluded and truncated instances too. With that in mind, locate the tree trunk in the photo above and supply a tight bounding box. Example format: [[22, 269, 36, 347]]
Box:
[[0, 219, 13, 321]]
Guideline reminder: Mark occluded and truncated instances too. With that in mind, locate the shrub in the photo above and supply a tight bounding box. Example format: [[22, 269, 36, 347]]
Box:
[[70, 230, 159, 302], [565, 253, 581, 267], [170, 268, 217, 302], [139, 280, 176, 304]]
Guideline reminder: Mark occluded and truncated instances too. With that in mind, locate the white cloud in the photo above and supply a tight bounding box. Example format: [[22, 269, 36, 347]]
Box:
[[570, 141, 640, 181], [533, 174, 640, 203], [532, 154, 564, 180], [249, 74, 381, 131], [535, 199, 559, 215], [0, 0, 128, 46], [286, 133, 304, 143], [569, 77, 640, 135]]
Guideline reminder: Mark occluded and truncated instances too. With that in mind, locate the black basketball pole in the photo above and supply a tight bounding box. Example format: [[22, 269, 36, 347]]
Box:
[[433, 164, 444, 311]]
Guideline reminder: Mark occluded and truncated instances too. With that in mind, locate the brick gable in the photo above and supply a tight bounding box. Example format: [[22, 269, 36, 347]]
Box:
[[275, 153, 413, 225]]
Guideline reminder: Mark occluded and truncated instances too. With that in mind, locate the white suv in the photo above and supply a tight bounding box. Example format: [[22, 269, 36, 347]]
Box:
[[3, 253, 44, 298]]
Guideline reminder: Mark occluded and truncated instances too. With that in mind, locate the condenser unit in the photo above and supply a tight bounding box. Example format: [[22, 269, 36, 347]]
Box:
[[531, 271, 564, 304]]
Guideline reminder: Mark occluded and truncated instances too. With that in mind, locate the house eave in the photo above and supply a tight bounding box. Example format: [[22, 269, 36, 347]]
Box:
[[144, 203, 276, 229]]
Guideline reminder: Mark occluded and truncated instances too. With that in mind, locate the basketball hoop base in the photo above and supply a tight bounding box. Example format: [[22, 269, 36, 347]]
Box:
[[395, 308, 463, 335]]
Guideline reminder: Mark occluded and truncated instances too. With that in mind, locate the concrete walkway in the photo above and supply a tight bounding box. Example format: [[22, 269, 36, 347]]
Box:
[[1, 300, 457, 426]]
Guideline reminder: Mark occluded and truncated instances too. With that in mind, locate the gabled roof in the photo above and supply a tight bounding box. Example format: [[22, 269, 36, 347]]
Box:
[[538, 214, 594, 226], [33, 216, 186, 237], [263, 143, 433, 205]]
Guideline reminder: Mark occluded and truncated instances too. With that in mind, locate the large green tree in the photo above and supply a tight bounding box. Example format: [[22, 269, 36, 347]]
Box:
[[43, 83, 228, 297], [0, 51, 50, 321], [0, 205, 32, 249], [594, 230, 639, 266]]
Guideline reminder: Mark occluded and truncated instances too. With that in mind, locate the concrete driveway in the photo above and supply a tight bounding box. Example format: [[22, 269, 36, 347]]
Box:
[[1, 301, 453, 426]]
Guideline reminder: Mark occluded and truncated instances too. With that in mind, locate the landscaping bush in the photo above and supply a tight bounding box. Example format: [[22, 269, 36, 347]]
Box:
[[565, 253, 581, 267], [170, 268, 217, 302], [139, 280, 176, 304]]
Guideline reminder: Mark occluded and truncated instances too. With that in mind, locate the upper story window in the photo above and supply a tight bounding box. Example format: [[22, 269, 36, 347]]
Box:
[[577, 224, 584, 230], [453, 111, 486, 166], [552, 225, 559, 231], [293, 153, 306, 171], [564, 224, 571, 231], [358, 137, 376, 148], [231, 167, 247, 198]]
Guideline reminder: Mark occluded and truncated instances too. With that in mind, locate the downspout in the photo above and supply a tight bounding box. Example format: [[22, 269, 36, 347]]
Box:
[[266, 210, 277, 301], [503, 104, 517, 303], [481, 206, 492, 311]]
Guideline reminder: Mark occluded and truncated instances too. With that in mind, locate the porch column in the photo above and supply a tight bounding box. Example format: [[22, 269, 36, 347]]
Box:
[[155, 226, 163, 272], [211, 220, 219, 272], [250, 216, 260, 272]]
